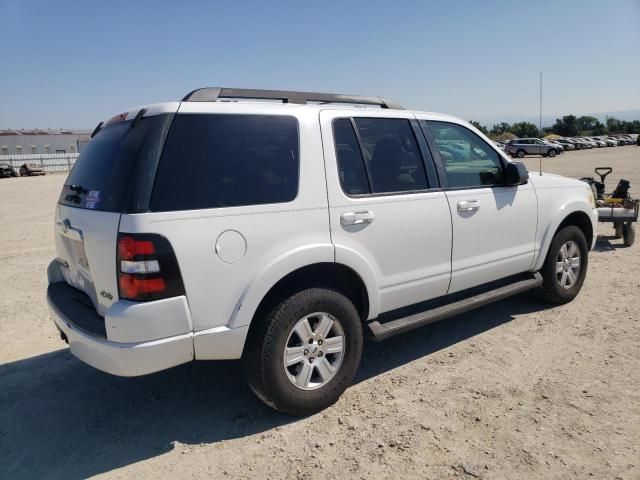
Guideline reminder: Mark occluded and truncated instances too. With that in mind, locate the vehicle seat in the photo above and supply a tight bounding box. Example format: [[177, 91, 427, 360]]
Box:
[[369, 137, 415, 192]]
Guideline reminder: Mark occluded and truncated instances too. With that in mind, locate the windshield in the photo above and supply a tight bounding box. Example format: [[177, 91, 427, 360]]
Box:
[[58, 114, 173, 212]]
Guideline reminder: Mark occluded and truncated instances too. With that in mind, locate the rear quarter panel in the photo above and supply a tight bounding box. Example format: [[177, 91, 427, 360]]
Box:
[[119, 104, 332, 333]]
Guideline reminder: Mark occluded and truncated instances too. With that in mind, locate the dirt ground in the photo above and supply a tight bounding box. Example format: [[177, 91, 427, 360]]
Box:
[[1, 147, 639, 479]]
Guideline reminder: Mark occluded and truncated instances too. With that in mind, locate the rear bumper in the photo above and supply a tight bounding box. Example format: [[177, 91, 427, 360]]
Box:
[[46, 262, 249, 375], [47, 287, 194, 377]]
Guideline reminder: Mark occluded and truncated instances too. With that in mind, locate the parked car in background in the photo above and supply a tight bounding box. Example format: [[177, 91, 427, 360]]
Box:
[[543, 139, 564, 153], [505, 138, 561, 158], [572, 138, 595, 149], [0, 163, 17, 178], [596, 137, 617, 147], [586, 137, 607, 148], [19, 163, 46, 176], [607, 136, 625, 146], [554, 138, 576, 150]]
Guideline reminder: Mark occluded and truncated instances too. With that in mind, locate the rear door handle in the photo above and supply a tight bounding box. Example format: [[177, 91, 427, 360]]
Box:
[[457, 200, 480, 213], [341, 211, 374, 226]]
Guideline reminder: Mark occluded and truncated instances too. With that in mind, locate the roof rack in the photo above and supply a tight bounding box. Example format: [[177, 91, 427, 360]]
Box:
[[181, 87, 404, 110]]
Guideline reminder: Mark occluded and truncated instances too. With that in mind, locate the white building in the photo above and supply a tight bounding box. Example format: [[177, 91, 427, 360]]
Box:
[[0, 129, 91, 155]]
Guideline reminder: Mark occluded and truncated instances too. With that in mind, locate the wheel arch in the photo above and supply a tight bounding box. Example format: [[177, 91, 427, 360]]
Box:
[[246, 262, 371, 328], [534, 208, 595, 271]]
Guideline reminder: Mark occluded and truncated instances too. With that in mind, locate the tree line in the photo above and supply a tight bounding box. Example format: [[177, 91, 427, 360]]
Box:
[[469, 116, 640, 140]]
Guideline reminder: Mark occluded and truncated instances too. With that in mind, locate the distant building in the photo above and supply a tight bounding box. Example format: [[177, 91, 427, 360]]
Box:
[[0, 129, 91, 155]]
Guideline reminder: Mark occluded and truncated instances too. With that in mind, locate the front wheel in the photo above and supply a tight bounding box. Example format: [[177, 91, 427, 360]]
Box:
[[516, 150, 525, 158], [242, 288, 363, 415], [548, 149, 557, 158], [19, 166, 28, 176], [537, 226, 588, 304]]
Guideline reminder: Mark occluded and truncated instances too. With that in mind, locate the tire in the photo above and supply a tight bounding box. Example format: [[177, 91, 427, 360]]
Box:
[[548, 149, 557, 158], [19, 167, 28, 176], [614, 222, 624, 239], [242, 288, 363, 415], [623, 222, 635, 247], [516, 149, 525, 158], [537, 225, 588, 304]]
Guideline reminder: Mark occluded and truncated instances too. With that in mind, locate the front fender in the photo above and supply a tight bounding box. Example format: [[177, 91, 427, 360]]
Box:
[[532, 200, 598, 271]]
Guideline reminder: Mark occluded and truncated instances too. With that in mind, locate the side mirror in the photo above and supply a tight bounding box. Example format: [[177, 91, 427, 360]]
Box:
[[505, 161, 529, 186]]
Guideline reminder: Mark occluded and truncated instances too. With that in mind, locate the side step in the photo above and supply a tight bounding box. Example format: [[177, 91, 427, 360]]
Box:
[[367, 272, 543, 341]]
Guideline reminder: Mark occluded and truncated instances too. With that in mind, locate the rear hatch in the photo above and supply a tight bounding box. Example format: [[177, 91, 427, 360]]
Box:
[[54, 107, 176, 315]]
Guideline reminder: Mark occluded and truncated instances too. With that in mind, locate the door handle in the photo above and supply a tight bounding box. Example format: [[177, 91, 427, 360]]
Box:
[[457, 200, 480, 213], [341, 211, 374, 226]]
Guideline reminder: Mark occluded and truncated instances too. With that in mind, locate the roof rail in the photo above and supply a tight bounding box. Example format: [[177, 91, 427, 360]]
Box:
[[181, 87, 404, 110]]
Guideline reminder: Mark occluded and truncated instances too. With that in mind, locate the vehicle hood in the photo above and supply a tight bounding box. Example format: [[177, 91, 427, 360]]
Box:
[[527, 171, 590, 189]]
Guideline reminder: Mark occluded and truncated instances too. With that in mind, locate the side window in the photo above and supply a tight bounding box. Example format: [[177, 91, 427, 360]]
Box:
[[423, 121, 504, 188], [353, 118, 428, 193], [151, 114, 299, 211], [333, 119, 371, 195]]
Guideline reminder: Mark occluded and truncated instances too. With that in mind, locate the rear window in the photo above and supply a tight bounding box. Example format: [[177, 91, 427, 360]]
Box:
[[58, 114, 172, 212], [150, 114, 299, 211]]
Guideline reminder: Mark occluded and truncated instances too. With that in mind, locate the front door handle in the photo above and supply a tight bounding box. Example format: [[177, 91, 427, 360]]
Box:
[[341, 211, 374, 226], [457, 200, 480, 213]]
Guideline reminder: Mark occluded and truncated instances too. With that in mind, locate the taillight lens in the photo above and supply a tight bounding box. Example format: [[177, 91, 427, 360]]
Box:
[[116, 233, 185, 302]]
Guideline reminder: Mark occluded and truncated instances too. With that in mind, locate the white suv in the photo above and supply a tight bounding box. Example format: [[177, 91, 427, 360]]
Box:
[[47, 88, 598, 415]]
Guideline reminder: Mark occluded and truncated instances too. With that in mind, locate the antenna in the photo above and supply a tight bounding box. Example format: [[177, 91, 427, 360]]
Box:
[[539, 72, 543, 176]]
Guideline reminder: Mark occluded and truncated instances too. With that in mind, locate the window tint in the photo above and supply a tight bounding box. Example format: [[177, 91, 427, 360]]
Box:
[[59, 114, 172, 212], [423, 121, 504, 188], [333, 119, 371, 195], [353, 118, 428, 193], [151, 114, 299, 211]]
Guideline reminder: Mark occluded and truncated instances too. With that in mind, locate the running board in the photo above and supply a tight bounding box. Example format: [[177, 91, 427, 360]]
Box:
[[367, 272, 543, 341]]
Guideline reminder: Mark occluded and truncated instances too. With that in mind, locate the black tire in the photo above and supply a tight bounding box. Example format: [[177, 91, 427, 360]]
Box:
[[516, 149, 525, 158], [623, 223, 635, 247], [614, 222, 624, 239], [19, 167, 28, 177], [548, 149, 557, 158], [242, 288, 363, 415], [537, 225, 588, 304]]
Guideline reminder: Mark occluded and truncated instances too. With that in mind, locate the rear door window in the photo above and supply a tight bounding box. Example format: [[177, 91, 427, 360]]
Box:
[[332, 118, 371, 195], [151, 114, 299, 211], [333, 117, 429, 196]]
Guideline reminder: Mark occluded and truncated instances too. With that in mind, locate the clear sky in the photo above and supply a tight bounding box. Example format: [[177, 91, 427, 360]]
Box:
[[1, 0, 639, 129]]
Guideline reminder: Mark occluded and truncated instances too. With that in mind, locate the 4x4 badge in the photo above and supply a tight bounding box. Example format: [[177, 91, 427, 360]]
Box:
[[100, 291, 113, 300]]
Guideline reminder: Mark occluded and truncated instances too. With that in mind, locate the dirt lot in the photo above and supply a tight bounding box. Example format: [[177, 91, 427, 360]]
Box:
[[1, 147, 639, 479]]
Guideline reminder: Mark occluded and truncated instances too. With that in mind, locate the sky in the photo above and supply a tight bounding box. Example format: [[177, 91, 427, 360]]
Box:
[[1, 0, 639, 129]]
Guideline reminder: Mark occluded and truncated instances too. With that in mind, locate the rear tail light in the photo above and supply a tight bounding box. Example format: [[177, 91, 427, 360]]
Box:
[[116, 233, 185, 302]]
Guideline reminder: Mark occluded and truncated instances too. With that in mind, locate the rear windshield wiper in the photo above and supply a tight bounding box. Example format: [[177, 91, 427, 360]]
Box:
[[90, 121, 104, 138], [63, 184, 88, 195]]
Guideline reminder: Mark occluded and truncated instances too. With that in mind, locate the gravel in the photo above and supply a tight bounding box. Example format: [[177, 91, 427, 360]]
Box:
[[1, 147, 639, 479]]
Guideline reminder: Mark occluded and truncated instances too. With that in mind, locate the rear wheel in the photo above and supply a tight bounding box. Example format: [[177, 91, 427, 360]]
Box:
[[516, 149, 525, 158], [623, 222, 635, 247], [19, 166, 28, 176], [242, 288, 363, 415], [537, 226, 588, 304], [614, 222, 624, 239]]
